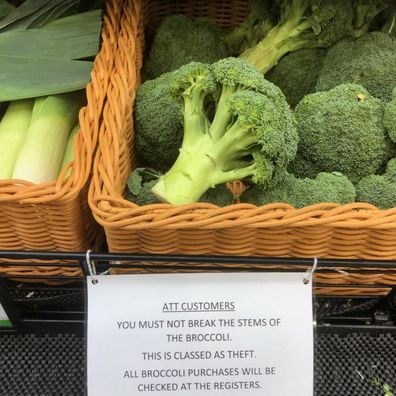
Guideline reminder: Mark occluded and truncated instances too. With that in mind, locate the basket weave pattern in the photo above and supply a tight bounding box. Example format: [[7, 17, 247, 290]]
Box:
[[0, 0, 124, 276], [89, 0, 396, 294]]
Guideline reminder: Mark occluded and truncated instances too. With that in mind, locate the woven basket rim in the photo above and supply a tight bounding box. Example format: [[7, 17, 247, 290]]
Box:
[[90, 190, 396, 230]]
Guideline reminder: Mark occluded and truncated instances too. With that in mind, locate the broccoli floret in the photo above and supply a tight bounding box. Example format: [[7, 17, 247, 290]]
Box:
[[384, 87, 396, 142], [240, 0, 353, 74], [150, 58, 298, 205], [134, 72, 183, 170], [351, 0, 393, 37], [295, 83, 393, 183], [142, 15, 227, 80], [240, 172, 355, 208], [266, 48, 327, 108], [199, 185, 234, 206], [316, 32, 396, 102], [384, 158, 396, 182], [356, 158, 396, 209], [287, 152, 321, 179], [356, 177, 396, 209], [224, 0, 275, 55]]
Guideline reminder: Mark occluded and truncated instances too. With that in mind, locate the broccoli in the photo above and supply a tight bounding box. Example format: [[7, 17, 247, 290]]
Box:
[[287, 152, 321, 179], [266, 48, 327, 108], [150, 58, 298, 205], [224, 0, 275, 55], [128, 180, 234, 206], [126, 167, 234, 206], [199, 185, 235, 206], [351, 0, 393, 37], [384, 87, 396, 142], [294, 84, 393, 183], [134, 72, 183, 170], [384, 157, 396, 182], [316, 32, 396, 102], [240, 0, 353, 74], [356, 159, 396, 209], [240, 172, 356, 208], [134, 2, 351, 170], [142, 15, 228, 80], [129, 181, 236, 206]]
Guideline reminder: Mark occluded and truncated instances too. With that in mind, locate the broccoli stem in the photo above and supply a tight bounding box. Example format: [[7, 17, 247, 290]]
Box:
[[182, 91, 211, 147], [209, 85, 235, 141], [151, 148, 223, 204], [151, 120, 260, 205], [239, 0, 316, 74]]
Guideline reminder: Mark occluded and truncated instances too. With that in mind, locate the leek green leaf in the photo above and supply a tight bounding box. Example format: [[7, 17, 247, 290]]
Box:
[[0, 56, 92, 101], [5, 0, 78, 30], [0, 20, 101, 60], [0, 0, 50, 30], [43, 9, 102, 32], [0, 1, 15, 19], [27, 0, 80, 29]]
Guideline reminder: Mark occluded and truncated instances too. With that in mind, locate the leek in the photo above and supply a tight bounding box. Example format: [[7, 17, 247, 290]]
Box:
[[12, 92, 84, 183], [0, 56, 93, 102], [0, 1, 14, 19], [0, 10, 102, 60], [0, 99, 33, 179], [59, 123, 79, 177]]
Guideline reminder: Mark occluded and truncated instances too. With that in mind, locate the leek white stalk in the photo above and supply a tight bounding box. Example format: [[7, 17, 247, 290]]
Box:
[[12, 92, 83, 183], [0, 99, 33, 179], [59, 123, 80, 177]]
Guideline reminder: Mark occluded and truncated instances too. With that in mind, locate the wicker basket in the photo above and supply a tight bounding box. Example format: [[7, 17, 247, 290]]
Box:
[[0, 0, 125, 277], [89, 0, 396, 295]]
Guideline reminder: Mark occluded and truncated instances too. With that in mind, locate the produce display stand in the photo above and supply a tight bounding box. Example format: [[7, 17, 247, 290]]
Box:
[[0, 251, 395, 395]]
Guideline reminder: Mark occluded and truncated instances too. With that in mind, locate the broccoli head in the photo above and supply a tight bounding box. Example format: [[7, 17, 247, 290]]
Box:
[[134, 72, 183, 170], [287, 152, 321, 179], [295, 83, 393, 183], [384, 158, 396, 182], [200, 185, 235, 206], [356, 171, 396, 209], [240, 172, 356, 208], [240, 0, 353, 74], [384, 87, 396, 142], [151, 58, 298, 205], [316, 32, 396, 102], [266, 48, 327, 108], [142, 15, 228, 80]]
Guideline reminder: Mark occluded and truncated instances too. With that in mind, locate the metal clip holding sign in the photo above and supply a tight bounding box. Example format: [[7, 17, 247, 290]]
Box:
[[303, 257, 318, 285], [85, 250, 110, 284], [86, 250, 98, 285]]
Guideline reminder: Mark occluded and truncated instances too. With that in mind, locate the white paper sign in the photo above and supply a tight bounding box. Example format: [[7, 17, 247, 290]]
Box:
[[87, 273, 313, 396]]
